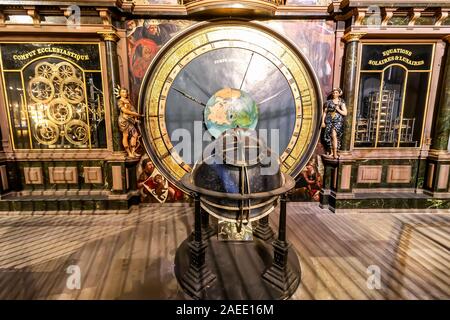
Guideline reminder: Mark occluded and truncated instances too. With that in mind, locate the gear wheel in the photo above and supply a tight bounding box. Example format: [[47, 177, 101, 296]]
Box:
[[35, 62, 55, 79], [28, 76, 55, 104], [64, 119, 89, 146], [46, 98, 73, 125], [60, 77, 84, 104], [34, 120, 60, 145], [55, 62, 76, 80]]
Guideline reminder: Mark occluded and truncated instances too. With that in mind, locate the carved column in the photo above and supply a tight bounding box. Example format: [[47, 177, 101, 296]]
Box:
[[427, 36, 450, 195], [98, 30, 140, 198], [98, 31, 122, 151], [0, 126, 5, 194], [432, 36, 450, 152], [340, 32, 365, 151]]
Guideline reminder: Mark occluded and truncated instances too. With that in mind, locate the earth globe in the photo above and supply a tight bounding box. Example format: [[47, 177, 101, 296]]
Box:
[[204, 88, 259, 139]]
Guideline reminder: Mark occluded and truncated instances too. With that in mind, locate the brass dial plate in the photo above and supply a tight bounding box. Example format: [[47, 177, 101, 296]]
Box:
[[140, 21, 321, 190]]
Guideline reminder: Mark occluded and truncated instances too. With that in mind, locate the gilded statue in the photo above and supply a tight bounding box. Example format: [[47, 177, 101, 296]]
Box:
[[116, 86, 142, 158]]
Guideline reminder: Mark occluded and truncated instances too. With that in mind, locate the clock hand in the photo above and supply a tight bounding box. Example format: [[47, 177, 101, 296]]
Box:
[[172, 87, 206, 107], [248, 67, 278, 91], [258, 88, 289, 105], [239, 52, 254, 90], [185, 71, 211, 100]]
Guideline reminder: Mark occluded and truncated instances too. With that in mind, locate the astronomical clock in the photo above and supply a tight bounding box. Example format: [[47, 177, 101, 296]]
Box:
[[139, 21, 322, 191]]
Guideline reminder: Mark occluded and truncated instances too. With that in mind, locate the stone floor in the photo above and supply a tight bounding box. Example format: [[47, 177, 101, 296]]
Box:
[[0, 202, 448, 300]]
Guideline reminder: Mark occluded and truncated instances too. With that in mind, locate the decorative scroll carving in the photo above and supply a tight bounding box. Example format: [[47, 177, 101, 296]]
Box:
[[97, 9, 112, 26], [342, 32, 366, 43], [408, 8, 422, 26], [435, 9, 449, 26], [97, 30, 120, 42], [24, 6, 40, 26], [381, 8, 395, 26], [353, 8, 366, 26]]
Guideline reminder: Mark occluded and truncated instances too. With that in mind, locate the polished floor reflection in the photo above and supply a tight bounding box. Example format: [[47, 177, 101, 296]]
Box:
[[0, 203, 448, 299]]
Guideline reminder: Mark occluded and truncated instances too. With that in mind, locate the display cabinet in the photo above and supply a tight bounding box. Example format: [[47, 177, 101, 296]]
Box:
[[0, 43, 107, 150], [354, 44, 433, 149]]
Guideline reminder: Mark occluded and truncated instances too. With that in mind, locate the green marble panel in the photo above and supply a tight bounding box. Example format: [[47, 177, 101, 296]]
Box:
[[334, 198, 450, 210], [59, 200, 70, 211], [0, 197, 133, 212], [46, 200, 58, 211], [0, 201, 10, 211], [416, 159, 427, 189], [432, 48, 450, 150], [350, 159, 419, 189], [341, 41, 359, 151], [105, 41, 122, 152]]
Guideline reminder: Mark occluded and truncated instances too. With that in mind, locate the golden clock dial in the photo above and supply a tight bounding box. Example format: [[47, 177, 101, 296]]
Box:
[[139, 21, 322, 191]]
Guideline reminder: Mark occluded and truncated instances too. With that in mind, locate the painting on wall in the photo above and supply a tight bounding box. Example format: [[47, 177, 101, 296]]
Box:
[[137, 156, 185, 203], [259, 20, 335, 97], [127, 19, 194, 202], [287, 145, 325, 202], [126, 19, 194, 104], [127, 19, 335, 119]]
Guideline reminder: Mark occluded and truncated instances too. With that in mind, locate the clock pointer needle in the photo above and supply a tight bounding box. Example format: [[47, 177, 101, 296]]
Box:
[[258, 88, 289, 105], [172, 87, 206, 107], [185, 71, 211, 100], [239, 52, 254, 91]]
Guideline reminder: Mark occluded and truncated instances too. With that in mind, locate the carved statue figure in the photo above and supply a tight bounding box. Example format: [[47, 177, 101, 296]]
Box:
[[116, 87, 142, 158], [322, 88, 347, 159]]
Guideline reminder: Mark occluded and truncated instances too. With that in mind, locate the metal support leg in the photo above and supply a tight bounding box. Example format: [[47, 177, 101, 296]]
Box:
[[201, 207, 216, 239], [180, 195, 216, 298], [253, 215, 274, 241], [262, 194, 300, 296]]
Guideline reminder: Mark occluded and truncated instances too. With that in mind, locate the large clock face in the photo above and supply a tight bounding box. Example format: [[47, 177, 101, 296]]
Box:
[[139, 21, 321, 191]]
